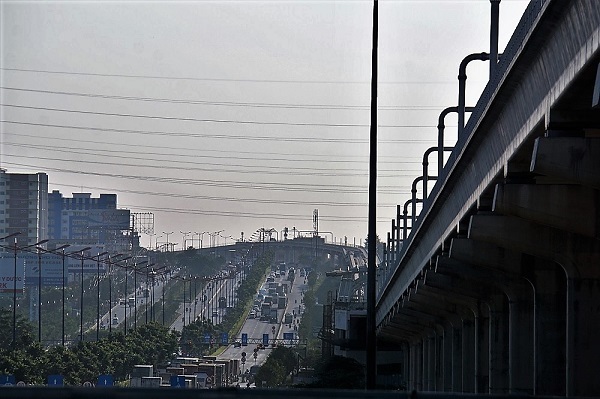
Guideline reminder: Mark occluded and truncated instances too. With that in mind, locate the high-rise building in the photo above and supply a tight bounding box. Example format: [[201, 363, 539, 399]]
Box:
[[0, 169, 48, 247], [48, 191, 131, 252]]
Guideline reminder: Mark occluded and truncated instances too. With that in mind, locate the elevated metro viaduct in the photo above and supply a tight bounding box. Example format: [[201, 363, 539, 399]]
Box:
[[377, 1, 600, 397]]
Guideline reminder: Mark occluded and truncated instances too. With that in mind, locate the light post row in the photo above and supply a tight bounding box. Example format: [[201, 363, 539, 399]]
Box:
[[0, 234, 172, 346]]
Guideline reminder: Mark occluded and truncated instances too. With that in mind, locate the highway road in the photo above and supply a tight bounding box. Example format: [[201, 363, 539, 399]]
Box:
[[220, 268, 308, 384], [94, 271, 172, 333]]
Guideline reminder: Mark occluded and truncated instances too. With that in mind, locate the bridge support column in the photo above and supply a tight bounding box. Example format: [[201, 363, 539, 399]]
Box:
[[450, 238, 535, 393], [509, 290, 534, 394], [443, 324, 453, 391], [462, 316, 475, 392], [488, 293, 509, 393], [527, 255, 567, 396], [475, 301, 489, 394], [452, 326, 462, 391]]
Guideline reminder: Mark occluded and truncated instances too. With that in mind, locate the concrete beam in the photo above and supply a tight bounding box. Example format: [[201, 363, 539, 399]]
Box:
[[468, 213, 600, 279], [531, 137, 600, 189], [493, 183, 600, 238]]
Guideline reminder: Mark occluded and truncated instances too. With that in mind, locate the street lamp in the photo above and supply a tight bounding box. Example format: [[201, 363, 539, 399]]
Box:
[[96, 251, 108, 340], [72, 247, 92, 341], [10, 237, 47, 346], [195, 231, 208, 250], [35, 239, 49, 343], [53, 244, 70, 346], [0, 232, 21, 347], [144, 262, 156, 324], [133, 259, 148, 330], [162, 232, 173, 252], [116, 256, 132, 334], [107, 253, 123, 335], [182, 276, 187, 329], [180, 231, 191, 250]]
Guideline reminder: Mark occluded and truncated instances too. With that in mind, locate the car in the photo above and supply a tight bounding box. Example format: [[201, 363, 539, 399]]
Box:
[[233, 341, 242, 348], [112, 316, 119, 325], [249, 311, 256, 318], [212, 311, 219, 317]]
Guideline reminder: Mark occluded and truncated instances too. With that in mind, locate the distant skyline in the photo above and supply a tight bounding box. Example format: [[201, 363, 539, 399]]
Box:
[[1, 0, 529, 249]]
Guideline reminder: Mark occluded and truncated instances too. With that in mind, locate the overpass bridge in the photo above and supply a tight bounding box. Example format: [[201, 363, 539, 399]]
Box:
[[376, 0, 600, 397], [209, 236, 366, 272]]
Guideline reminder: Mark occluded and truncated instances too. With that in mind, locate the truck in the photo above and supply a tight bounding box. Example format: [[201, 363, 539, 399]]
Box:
[[261, 302, 271, 318], [284, 312, 293, 324], [277, 295, 287, 309], [270, 308, 278, 323], [218, 296, 227, 308]]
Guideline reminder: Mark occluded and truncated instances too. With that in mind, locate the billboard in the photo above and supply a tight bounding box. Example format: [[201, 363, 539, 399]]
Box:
[[22, 253, 63, 286], [65, 245, 108, 274], [88, 209, 130, 230], [0, 254, 25, 294]]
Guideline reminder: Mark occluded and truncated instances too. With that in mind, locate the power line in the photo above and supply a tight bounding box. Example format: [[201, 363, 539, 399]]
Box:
[[54, 182, 404, 208], [0, 86, 443, 111], [0, 131, 426, 162], [0, 103, 436, 129], [0, 67, 454, 85], [117, 202, 399, 223], [0, 120, 438, 144], [0, 141, 419, 176], [1, 161, 412, 194], [1, 152, 421, 178]]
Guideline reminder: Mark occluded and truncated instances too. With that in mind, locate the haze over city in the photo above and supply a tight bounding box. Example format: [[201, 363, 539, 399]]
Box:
[[1, 0, 528, 248]]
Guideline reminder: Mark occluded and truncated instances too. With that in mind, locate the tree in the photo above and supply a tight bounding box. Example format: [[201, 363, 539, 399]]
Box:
[[180, 318, 218, 356], [255, 358, 286, 387]]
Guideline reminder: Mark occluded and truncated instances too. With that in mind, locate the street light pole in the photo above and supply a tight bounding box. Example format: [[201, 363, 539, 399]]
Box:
[[96, 251, 108, 340], [35, 239, 49, 343], [133, 260, 148, 330], [77, 247, 92, 341], [1, 232, 22, 347], [163, 232, 173, 252], [54, 244, 70, 346], [182, 276, 186, 329]]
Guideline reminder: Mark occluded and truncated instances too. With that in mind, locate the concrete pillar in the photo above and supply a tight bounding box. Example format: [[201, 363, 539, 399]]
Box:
[[435, 330, 443, 391], [422, 337, 429, 390], [408, 343, 416, 390], [443, 324, 453, 391], [529, 257, 566, 396], [509, 287, 534, 394], [475, 301, 489, 393], [452, 326, 462, 391], [488, 293, 509, 393], [429, 335, 436, 391], [462, 316, 476, 392], [416, 341, 423, 391], [568, 276, 600, 396]]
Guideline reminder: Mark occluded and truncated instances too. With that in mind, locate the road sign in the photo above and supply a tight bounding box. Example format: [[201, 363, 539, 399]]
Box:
[[221, 332, 228, 345], [241, 333, 248, 346], [97, 374, 113, 387], [0, 374, 15, 386], [204, 333, 211, 344], [262, 333, 269, 346], [170, 375, 186, 388], [283, 332, 294, 340], [47, 375, 64, 386]]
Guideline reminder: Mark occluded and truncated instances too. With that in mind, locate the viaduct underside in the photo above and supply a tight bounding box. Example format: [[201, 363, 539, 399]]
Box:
[[377, 1, 600, 396]]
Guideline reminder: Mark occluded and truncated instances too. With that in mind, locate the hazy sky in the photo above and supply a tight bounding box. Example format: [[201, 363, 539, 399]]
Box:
[[1, 0, 528, 249]]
